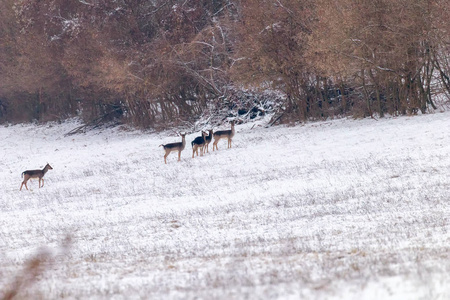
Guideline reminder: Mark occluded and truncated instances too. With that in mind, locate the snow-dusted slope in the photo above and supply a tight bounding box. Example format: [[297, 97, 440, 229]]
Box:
[[1, 112, 449, 299]]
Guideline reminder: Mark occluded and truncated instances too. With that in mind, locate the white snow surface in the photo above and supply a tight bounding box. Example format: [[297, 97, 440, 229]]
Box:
[[1, 112, 450, 299]]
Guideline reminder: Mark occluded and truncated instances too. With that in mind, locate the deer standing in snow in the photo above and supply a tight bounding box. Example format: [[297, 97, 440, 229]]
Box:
[[20, 163, 53, 191], [203, 129, 214, 154], [160, 133, 186, 164], [213, 120, 236, 151], [191, 131, 207, 158]]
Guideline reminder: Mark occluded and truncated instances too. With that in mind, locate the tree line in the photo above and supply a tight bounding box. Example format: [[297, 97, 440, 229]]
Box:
[[0, 0, 449, 128]]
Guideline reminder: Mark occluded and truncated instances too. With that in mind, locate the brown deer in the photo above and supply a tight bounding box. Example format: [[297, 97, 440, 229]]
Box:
[[20, 163, 53, 191], [160, 132, 186, 164], [203, 129, 214, 154], [213, 120, 236, 151], [191, 131, 207, 158]]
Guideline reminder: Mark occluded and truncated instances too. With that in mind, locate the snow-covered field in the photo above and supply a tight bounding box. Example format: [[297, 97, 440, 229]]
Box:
[[1, 112, 450, 299]]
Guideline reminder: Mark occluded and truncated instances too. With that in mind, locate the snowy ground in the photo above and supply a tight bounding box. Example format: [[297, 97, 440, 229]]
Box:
[[1, 112, 450, 299]]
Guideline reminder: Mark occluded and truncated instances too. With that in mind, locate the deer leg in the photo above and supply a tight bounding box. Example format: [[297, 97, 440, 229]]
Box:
[[178, 151, 181, 161], [20, 176, 29, 191]]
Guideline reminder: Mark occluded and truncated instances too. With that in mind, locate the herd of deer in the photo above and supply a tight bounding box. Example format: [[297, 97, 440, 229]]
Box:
[[19, 120, 236, 190], [159, 120, 236, 164]]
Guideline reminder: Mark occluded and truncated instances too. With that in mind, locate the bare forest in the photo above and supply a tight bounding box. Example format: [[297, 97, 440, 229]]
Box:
[[1, 0, 449, 128]]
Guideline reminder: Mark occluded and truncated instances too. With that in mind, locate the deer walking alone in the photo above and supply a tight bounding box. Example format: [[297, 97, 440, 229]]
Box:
[[203, 129, 214, 154], [160, 133, 186, 164], [191, 131, 207, 158], [20, 163, 53, 191], [213, 120, 236, 151]]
